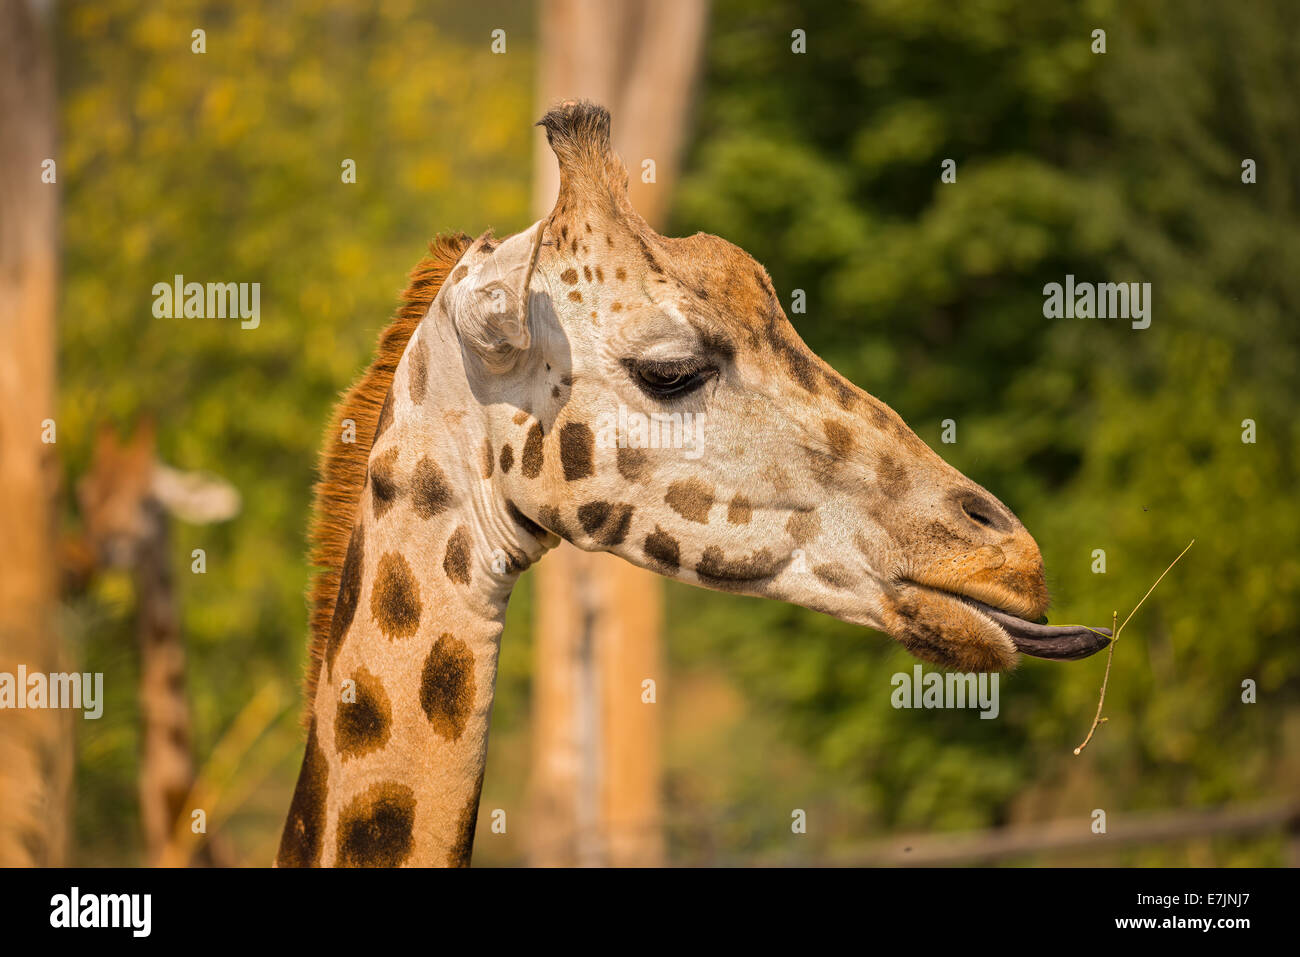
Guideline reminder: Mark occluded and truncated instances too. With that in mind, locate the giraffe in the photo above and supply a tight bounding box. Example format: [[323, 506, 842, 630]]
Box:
[[278, 101, 1111, 868], [73, 422, 239, 865]]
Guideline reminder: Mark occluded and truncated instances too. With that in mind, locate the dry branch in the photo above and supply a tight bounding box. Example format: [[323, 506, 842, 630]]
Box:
[[1073, 539, 1195, 755]]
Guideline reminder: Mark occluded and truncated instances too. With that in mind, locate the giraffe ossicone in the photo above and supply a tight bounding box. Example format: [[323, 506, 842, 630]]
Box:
[[278, 100, 1111, 868]]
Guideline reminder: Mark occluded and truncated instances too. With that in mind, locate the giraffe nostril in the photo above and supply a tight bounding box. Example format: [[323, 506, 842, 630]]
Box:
[[954, 489, 1011, 534]]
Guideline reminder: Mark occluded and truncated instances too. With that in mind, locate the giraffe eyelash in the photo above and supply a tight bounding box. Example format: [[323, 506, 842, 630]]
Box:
[[622, 356, 716, 399]]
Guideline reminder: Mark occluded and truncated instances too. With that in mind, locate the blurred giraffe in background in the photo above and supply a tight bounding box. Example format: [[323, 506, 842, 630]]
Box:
[[72, 422, 239, 865]]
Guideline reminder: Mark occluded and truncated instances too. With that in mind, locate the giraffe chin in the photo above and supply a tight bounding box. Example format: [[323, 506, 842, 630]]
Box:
[[882, 583, 1022, 673]]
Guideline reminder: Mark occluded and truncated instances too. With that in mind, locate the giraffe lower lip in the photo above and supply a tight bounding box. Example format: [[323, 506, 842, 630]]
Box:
[[956, 596, 1112, 661]]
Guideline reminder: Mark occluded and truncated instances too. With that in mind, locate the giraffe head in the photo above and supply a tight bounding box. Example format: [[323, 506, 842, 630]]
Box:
[[437, 101, 1109, 672], [77, 422, 241, 570]]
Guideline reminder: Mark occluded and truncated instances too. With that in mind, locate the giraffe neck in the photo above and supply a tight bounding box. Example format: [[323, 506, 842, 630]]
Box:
[[133, 501, 202, 865], [279, 312, 552, 867]]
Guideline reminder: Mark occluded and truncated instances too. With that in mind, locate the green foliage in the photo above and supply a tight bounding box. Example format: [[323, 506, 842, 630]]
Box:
[[667, 0, 1300, 858]]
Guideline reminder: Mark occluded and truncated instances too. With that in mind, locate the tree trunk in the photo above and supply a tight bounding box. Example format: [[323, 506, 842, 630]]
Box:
[[0, 0, 72, 867], [529, 0, 709, 867]]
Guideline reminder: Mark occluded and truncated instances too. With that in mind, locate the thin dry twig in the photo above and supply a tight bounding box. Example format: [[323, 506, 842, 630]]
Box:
[[1073, 539, 1195, 755]]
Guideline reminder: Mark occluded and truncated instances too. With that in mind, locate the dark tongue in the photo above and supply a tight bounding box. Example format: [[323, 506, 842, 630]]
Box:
[[961, 598, 1112, 661]]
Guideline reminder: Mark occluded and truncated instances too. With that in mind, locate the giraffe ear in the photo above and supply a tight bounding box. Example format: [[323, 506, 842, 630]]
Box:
[[444, 221, 545, 374], [150, 464, 242, 525]]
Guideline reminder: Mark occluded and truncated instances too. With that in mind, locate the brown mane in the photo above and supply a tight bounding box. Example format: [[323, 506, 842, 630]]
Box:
[[302, 232, 473, 719]]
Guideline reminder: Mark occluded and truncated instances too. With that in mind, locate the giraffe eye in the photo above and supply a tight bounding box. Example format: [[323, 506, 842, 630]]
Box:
[[624, 357, 714, 399]]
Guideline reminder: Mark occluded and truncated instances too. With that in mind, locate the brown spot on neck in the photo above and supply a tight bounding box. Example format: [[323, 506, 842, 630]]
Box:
[[335, 782, 415, 867], [374, 391, 395, 441], [443, 526, 472, 585], [412, 456, 452, 519], [420, 634, 476, 741], [369, 448, 400, 520], [448, 767, 485, 867], [334, 666, 392, 761], [276, 721, 327, 867], [371, 552, 422, 639], [326, 525, 365, 673]]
